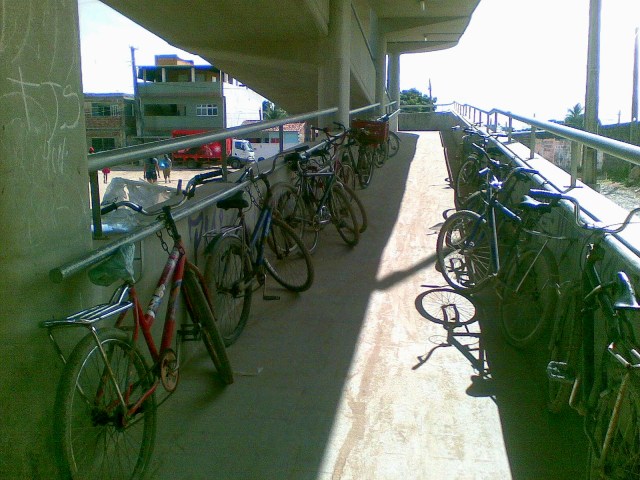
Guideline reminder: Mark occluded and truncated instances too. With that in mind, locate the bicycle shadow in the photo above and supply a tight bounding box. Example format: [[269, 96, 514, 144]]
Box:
[[413, 287, 496, 401]]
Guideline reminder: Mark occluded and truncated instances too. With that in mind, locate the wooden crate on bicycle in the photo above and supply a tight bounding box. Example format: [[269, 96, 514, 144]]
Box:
[[351, 119, 388, 146]]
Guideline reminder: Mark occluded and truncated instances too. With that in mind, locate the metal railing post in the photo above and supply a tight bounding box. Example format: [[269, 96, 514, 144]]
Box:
[[529, 127, 537, 159]]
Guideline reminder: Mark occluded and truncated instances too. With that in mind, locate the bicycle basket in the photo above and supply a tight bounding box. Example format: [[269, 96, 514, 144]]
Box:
[[351, 119, 389, 145], [88, 243, 135, 286]]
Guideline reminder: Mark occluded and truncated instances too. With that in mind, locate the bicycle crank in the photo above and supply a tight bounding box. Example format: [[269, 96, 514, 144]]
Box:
[[159, 348, 179, 392]]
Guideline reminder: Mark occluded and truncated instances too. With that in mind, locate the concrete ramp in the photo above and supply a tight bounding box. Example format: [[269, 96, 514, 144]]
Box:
[[154, 132, 586, 479]]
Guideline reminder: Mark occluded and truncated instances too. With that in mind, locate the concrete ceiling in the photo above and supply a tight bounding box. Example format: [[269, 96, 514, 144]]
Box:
[[101, 0, 480, 113]]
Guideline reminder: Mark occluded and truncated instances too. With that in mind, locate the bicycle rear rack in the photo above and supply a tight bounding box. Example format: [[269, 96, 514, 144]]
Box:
[[40, 284, 133, 328], [40, 284, 134, 365]]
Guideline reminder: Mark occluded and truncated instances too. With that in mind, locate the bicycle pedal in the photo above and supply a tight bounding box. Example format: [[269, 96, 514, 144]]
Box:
[[263, 294, 280, 301], [547, 361, 575, 383], [178, 324, 200, 342]]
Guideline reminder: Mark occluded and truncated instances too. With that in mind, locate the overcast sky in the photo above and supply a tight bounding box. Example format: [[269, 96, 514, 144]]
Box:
[[78, 0, 640, 124]]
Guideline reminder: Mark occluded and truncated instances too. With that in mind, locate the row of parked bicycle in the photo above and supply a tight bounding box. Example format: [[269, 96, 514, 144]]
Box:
[[437, 126, 640, 478], [38, 115, 400, 479]]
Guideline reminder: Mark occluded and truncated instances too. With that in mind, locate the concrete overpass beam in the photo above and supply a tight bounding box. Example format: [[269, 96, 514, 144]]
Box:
[[388, 52, 401, 131], [375, 34, 387, 117], [0, 1, 94, 476], [318, 0, 351, 127]]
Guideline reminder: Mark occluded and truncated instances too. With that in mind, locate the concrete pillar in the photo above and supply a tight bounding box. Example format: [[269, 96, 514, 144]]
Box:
[[375, 34, 387, 117], [318, 0, 351, 127], [388, 52, 401, 131], [0, 1, 93, 476]]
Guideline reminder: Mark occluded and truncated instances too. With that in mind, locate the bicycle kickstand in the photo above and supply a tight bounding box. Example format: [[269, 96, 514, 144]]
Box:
[[257, 271, 280, 301]]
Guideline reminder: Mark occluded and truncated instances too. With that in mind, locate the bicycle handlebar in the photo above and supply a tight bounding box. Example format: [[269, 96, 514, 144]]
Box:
[[529, 189, 640, 234]]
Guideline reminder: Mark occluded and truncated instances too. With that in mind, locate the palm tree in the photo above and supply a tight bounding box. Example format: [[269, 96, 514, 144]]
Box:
[[262, 101, 288, 120], [564, 103, 584, 128]]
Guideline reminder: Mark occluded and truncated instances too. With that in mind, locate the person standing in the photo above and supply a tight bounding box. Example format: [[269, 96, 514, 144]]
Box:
[[144, 157, 159, 183], [160, 154, 172, 183], [101, 166, 111, 184]]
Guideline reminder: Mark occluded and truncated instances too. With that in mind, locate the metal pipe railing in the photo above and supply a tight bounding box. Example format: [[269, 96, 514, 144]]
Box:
[[452, 102, 640, 186], [56, 103, 386, 282], [89, 108, 338, 172]]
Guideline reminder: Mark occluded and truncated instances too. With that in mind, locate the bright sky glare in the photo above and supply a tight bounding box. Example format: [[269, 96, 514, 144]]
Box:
[[78, 0, 640, 124]]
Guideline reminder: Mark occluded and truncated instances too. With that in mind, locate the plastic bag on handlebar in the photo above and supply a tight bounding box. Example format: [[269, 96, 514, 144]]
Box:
[[99, 177, 174, 233], [88, 243, 135, 286]]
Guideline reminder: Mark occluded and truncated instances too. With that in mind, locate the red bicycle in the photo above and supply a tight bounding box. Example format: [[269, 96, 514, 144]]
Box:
[[41, 170, 232, 480]]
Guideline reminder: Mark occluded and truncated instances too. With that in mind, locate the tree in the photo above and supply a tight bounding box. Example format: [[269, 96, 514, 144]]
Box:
[[262, 101, 288, 120], [564, 103, 584, 128], [400, 88, 437, 112]]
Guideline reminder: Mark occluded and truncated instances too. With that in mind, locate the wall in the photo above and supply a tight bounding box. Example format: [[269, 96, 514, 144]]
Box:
[[0, 1, 96, 477]]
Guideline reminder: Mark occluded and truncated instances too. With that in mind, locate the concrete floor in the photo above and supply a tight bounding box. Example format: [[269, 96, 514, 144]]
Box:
[[149, 132, 587, 480]]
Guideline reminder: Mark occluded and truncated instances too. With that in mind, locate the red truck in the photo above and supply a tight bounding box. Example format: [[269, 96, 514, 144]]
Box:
[[171, 129, 255, 168]]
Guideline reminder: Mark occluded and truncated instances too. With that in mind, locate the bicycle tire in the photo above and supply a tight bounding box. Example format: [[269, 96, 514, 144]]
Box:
[[357, 146, 375, 189], [498, 246, 558, 349], [588, 354, 640, 479], [387, 131, 400, 158], [203, 234, 253, 347], [415, 288, 477, 326], [263, 216, 314, 292], [341, 183, 368, 233], [183, 268, 234, 385], [330, 184, 360, 246], [454, 159, 481, 210], [547, 284, 582, 413], [337, 161, 357, 192], [271, 182, 319, 254], [436, 210, 492, 292], [54, 328, 156, 480], [375, 142, 388, 167]]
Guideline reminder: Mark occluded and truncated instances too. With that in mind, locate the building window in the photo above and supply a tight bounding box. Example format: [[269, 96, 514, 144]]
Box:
[[91, 103, 119, 117], [144, 104, 184, 116], [196, 104, 218, 116], [91, 138, 116, 151]]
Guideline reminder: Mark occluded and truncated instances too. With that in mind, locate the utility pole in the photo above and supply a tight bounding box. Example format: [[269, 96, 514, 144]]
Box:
[[130, 46, 144, 141], [633, 27, 639, 122], [582, 0, 601, 188]]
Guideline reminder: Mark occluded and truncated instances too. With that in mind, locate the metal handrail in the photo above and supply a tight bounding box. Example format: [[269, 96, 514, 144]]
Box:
[[452, 102, 640, 180], [57, 103, 384, 282], [89, 107, 338, 172]]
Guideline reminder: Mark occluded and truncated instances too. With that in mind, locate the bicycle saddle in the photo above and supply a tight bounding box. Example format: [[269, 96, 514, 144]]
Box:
[[519, 195, 553, 214], [217, 190, 249, 210], [614, 271, 640, 311]]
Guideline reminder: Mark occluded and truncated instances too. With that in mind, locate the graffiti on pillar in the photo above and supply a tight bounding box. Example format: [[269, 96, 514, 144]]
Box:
[[0, 1, 87, 247]]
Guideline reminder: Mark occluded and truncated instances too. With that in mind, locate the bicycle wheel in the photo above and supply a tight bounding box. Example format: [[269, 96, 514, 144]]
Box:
[[271, 182, 319, 254], [454, 159, 481, 210], [375, 142, 388, 167], [54, 328, 156, 480], [183, 268, 234, 385], [329, 184, 360, 246], [341, 183, 368, 233], [337, 161, 357, 192], [356, 146, 375, 189], [547, 285, 582, 413], [436, 210, 492, 292], [387, 131, 400, 158], [588, 355, 640, 479], [498, 246, 558, 350], [415, 288, 477, 326], [263, 216, 314, 292], [203, 234, 253, 347]]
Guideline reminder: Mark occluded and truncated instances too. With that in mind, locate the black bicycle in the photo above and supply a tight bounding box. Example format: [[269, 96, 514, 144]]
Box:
[[203, 156, 314, 346], [436, 165, 561, 349], [531, 189, 640, 478]]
